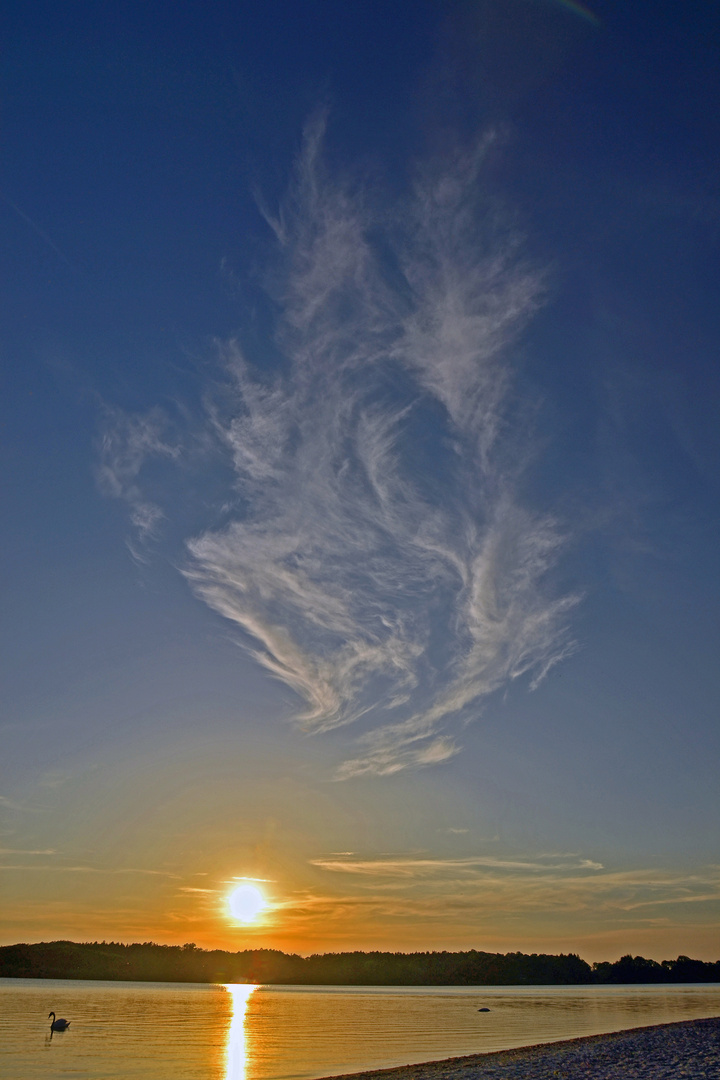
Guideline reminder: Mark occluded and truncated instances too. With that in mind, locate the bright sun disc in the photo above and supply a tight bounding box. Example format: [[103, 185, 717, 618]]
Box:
[[229, 883, 266, 923]]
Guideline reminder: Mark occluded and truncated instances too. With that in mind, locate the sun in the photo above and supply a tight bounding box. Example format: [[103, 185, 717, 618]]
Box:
[[228, 883, 267, 924]]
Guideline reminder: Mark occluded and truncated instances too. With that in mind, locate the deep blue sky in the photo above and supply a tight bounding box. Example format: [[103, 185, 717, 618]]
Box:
[[2, 1, 720, 957]]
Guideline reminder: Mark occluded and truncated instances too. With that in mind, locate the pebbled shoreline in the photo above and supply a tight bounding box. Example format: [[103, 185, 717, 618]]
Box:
[[320, 1016, 720, 1080]]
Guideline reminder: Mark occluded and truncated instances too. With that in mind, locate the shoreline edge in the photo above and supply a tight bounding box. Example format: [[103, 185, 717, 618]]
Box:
[[318, 1016, 720, 1079]]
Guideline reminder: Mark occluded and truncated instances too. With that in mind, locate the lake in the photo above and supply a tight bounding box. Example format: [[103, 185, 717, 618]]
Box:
[[2, 979, 720, 1080]]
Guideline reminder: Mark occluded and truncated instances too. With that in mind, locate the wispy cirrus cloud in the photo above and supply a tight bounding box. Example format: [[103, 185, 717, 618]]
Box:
[[310, 853, 604, 877], [0, 794, 28, 811], [0, 847, 57, 856], [258, 861, 720, 933], [310, 855, 720, 911], [0, 861, 178, 877], [97, 406, 179, 549], [102, 114, 578, 775]]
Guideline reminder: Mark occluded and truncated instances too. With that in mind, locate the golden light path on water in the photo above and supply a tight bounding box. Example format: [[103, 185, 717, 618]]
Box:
[[225, 984, 258, 1080]]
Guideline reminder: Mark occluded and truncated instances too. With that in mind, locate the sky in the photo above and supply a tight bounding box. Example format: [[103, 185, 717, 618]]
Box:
[[2, 0, 720, 963]]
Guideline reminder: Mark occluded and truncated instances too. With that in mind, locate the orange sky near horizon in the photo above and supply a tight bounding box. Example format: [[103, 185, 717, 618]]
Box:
[[3, 737, 718, 964]]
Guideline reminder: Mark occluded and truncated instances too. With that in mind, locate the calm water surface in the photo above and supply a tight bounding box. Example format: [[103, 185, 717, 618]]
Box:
[[2, 979, 720, 1080]]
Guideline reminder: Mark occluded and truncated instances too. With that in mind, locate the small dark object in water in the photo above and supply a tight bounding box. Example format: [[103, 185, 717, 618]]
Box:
[[478, 1007, 491, 1012], [48, 1012, 70, 1031]]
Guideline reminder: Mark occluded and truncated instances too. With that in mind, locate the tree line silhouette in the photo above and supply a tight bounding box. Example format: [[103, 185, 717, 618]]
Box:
[[1, 941, 719, 984]]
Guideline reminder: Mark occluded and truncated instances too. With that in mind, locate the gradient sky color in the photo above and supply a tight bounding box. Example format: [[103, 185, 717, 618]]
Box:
[[2, 0, 720, 962]]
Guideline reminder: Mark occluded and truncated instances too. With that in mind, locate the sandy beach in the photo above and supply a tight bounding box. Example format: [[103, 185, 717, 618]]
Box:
[[322, 1016, 720, 1080]]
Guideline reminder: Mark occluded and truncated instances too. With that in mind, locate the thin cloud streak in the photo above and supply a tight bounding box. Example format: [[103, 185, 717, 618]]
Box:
[[0, 848, 57, 856], [256, 862, 720, 932], [0, 188, 76, 270], [104, 115, 579, 774], [0, 863, 179, 877], [311, 854, 605, 876]]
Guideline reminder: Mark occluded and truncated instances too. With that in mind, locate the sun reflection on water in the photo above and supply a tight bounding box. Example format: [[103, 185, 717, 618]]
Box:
[[225, 984, 258, 1080]]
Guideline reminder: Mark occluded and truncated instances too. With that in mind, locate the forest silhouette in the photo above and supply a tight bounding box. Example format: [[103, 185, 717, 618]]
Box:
[[2, 942, 718, 985]]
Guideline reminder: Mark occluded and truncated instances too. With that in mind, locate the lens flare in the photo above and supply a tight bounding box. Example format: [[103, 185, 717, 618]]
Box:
[[550, 0, 600, 26]]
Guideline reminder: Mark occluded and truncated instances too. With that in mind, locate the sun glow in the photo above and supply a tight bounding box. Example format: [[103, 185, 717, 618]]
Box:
[[228, 883, 267, 923]]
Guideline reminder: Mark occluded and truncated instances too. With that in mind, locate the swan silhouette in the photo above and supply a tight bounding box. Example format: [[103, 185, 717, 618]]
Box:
[[48, 1012, 71, 1031]]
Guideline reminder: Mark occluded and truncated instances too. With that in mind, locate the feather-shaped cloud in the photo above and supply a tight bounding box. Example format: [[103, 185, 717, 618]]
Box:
[[102, 117, 579, 775]]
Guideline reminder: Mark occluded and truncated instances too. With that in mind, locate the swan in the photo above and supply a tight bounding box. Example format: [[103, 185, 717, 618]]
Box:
[[48, 1012, 71, 1031]]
